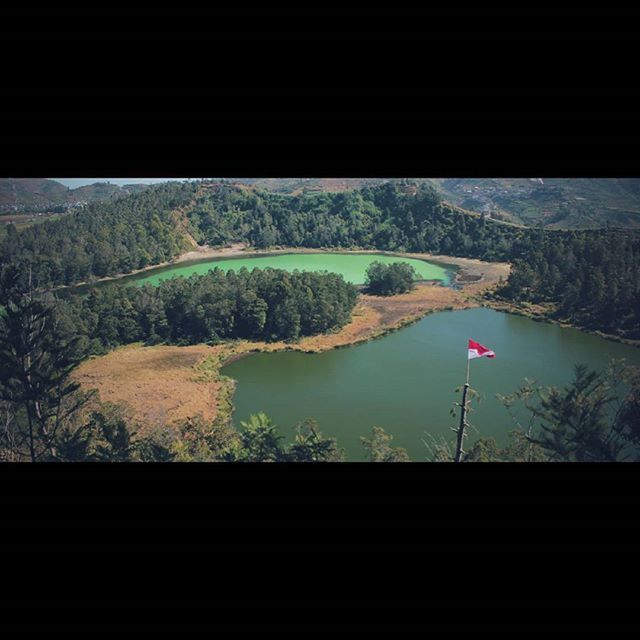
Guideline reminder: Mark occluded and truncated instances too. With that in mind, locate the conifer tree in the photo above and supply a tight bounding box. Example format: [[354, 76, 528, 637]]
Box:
[[0, 263, 89, 461]]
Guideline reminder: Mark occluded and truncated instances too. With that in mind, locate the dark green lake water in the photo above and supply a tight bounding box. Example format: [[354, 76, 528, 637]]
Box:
[[222, 307, 640, 461]]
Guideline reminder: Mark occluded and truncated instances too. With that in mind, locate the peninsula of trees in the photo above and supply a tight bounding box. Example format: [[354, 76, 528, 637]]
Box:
[[68, 267, 358, 349]]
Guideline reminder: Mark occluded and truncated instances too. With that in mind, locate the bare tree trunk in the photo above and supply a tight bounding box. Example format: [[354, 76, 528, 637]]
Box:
[[454, 383, 469, 463]]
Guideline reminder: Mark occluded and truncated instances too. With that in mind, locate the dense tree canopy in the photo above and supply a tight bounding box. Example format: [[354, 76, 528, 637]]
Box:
[[365, 261, 417, 296], [0, 181, 198, 288], [187, 181, 524, 260], [62, 267, 358, 349], [496, 230, 640, 338]]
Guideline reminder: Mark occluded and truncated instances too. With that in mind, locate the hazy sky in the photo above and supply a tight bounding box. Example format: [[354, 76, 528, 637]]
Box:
[[52, 178, 199, 189]]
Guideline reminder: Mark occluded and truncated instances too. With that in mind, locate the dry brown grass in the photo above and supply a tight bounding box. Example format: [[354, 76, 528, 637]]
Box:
[[74, 344, 225, 434]]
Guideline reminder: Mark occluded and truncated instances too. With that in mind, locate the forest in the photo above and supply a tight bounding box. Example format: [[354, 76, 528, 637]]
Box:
[[60, 267, 358, 349], [187, 181, 523, 260], [495, 229, 640, 338], [0, 181, 199, 288]]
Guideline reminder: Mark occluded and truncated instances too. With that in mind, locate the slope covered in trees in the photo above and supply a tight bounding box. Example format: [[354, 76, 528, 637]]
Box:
[[225, 178, 640, 229], [188, 181, 523, 260], [187, 182, 640, 337], [495, 230, 640, 338], [1, 181, 199, 287]]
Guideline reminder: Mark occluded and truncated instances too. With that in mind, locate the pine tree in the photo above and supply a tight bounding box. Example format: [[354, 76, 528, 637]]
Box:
[[501, 360, 640, 462], [0, 264, 89, 461], [286, 419, 345, 462], [361, 426, 410, 462]]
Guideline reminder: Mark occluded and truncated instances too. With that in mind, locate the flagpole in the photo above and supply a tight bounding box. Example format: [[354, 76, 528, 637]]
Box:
[[455, 351, 470, 463]]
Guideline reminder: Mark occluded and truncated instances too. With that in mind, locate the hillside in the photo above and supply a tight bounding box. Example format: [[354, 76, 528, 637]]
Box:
[[1, 180, 199, 287], [426, 178, 640, 229], [0, 178, 72, 211], [229, 178, 392, 195], [229, 178, 640, 229], [2, 178, 639, 343], [0, 178, 151, 214], [187, 181, 523, 260]]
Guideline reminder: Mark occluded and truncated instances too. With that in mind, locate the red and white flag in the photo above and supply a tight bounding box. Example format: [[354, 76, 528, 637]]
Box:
[[468, 339, 496, 360]]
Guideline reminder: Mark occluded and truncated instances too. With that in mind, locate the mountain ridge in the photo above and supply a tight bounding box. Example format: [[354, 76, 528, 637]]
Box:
[[0, 178, 150, 213]]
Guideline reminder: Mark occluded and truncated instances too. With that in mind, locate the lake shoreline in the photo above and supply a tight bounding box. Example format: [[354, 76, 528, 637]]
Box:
[[481, 298, 640, 349], [60, 243, 506, 290]]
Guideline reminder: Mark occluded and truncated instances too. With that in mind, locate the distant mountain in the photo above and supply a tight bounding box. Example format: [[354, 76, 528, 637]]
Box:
[[430, 178, 640, 229], [0, 178, 151, 213], [0, 178, 71, 211], [231, 178, 392, 194]]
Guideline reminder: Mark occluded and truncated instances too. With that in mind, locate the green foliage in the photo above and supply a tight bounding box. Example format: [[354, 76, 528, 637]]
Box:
[[51, 403, 175, 462], [463, 430, 548, 462], [231, 412, 285, 462], [286, 419, 344, 462], [0, 273, 174, 462], [187, 182, 640, 337], [0, 181, 198, 288], [62, 267, 358, 350], [364, 261, 417, 296], [361, 426, 410, 461], [220, 413, 344, 462], [0, 265, 90, 461], [498, 360, 640, 462], [187, 181, 522, 261], [496, 230, 640, 337], [4, 179, 639, 340]]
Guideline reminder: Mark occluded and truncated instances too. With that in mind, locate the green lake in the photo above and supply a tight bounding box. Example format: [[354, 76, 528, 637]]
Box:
[[222, 307, 640, 461], [130, 252, 452, 287]]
